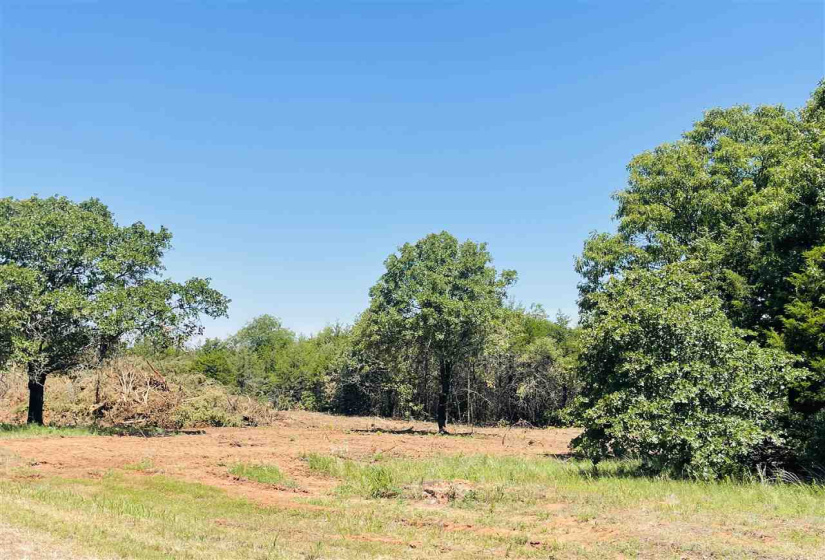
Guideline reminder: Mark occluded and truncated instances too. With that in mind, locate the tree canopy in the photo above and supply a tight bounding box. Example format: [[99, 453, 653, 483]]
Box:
[[0, 196, 229, 424], [359, 231, 516, 431], [574, 81, 825, 475]]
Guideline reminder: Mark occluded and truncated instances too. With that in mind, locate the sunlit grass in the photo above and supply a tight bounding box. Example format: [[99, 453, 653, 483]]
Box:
[[304, 452, 825, 513], [0, 424, 102, 439], [0, 423, 172, 439], [0, 454, 822, 559], [0, 473, 516, 559], [229, 462, 295, 487]]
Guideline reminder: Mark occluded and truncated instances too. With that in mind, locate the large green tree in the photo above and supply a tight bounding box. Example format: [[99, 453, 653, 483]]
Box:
[[578, 82, 824, 334], [360, 232, 516, 432], [0, 196, 229, 424], [575, 81, 825, 474]]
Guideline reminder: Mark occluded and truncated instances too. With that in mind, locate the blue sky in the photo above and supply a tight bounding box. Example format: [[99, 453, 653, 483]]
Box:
[[1, 2, 823, 338]]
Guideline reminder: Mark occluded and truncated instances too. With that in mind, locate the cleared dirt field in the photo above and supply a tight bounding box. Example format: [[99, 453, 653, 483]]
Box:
[[0, 412, 577, 509], [0, 412, 822, 559]]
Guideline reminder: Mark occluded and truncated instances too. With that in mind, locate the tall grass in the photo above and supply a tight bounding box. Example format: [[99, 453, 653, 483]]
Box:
[[303, 452, 825, 513]]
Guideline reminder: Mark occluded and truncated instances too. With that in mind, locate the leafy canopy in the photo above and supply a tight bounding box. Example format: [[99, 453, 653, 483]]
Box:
[[0, 195, 229, 375], [574, 81, 825, 476], [361, 231, 516, 364]]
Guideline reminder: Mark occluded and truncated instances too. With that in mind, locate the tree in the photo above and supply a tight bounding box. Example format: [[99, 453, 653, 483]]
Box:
[[0, 196, 229, 424], [577, 82, 824, 334], [572, 264, 802, 479], [575, 81, 825, 472], [191, 338, 236, 386], [783, 246, 825, 414], [361, 231, 516, 432]]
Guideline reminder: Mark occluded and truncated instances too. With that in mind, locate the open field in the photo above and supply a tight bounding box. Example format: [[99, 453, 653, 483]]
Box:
[[0, 412, 823, 560]]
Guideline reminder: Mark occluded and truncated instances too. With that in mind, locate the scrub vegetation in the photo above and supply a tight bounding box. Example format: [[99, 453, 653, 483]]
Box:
[[0, 81, 823, 557]]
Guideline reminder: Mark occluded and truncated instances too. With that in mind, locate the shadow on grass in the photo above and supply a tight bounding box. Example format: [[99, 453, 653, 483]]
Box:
[[352, 427, 478, 437]]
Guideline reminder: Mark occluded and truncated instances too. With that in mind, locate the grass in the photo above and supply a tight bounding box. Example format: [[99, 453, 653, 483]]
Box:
[[0, 423, 104, 439], [0, 452, 823, 559], [124, 458, 155, 472], [304, 453, 825, 511], [0, 472, 521, 559], [0, 423, 175, 439], [229, 462, 295, 487]]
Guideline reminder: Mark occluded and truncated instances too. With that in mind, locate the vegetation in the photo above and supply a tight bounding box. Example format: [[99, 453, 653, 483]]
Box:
[[0, 196, 229, 424], [0, 453, 821, 559], [572, 264, 803, 479], [0, 358, 278, 429], [2, 82, 824, 483], [359, 232, 516, 432], [229, 463, 293, 487], [573, 81, 825, 477]]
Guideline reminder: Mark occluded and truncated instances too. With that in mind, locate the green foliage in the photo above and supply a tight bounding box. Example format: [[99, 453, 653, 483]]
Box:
[[0, 195, 229, 423], [190, 339, 236, 386], [575, 81, 825, 476], [228, 463, 293, 486], [358, 231, 516, 429], [782, 246, 825, 414], [361, 231, 516, 364], [480, 304, 581, 425], [577, 83, 824, 336], [187, 316, 353, 413], [573, 264, 804, 479]]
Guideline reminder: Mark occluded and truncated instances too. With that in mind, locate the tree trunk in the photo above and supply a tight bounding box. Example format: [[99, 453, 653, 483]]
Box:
[[437, 359, 452, 433], [27, 366, 46, 425]]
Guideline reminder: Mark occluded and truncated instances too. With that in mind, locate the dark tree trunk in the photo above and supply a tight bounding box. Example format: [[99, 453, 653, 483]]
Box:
[[27, 366, 46, 425], [437, 359, 452, 433]]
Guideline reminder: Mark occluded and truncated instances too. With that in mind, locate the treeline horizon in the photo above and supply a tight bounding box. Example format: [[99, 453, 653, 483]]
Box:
[[139, 300, 581, 428], [2, 79, 823, 480]]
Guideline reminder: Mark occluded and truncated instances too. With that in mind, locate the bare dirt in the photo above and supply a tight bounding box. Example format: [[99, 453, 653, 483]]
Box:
[[0, 412, 579, 509]]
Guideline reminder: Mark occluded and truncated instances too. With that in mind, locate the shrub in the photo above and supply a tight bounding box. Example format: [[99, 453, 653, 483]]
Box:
[[573, 264, 804, 479]]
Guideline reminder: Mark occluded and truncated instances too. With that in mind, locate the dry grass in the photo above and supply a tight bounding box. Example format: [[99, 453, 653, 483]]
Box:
[[0, 412, 822, 559], [0, 359, 277, 430]]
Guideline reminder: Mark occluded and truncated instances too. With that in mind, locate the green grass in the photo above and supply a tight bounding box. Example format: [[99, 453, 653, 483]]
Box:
[[229, 462, 295, 487], [0, 423, 173, 439], [0, 423, 103, 439], [123, 458, 155, 472], [304, 452, 825, 511], [0, 473, 524, 559], [0, 454, 823, 559]]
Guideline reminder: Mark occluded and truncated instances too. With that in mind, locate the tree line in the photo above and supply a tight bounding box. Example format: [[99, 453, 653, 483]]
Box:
[[1, 80, 823, 479], [184, 301, 580, 430]]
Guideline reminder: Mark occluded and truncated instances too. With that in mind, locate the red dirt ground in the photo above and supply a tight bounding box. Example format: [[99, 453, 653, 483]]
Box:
[[0, 412, 579, 509]]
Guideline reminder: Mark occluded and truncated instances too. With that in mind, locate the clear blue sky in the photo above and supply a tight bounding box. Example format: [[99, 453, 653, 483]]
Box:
[[1, 2, 823, 338]]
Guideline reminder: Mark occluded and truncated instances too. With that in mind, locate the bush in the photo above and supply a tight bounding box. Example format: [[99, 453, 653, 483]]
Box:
[[573, 264, 805, 479]]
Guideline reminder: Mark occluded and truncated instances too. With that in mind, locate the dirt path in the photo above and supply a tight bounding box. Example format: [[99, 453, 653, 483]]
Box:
[[0, 412, 578, 506]]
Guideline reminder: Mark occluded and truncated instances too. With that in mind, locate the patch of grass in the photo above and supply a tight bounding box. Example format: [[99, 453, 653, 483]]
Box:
[[123, 458, 155, 472], [0, 424, 102, 439], [303, 452, 399, 498], [303, 453, 825, 512], [0, 473, 493, 560], [0, 423, 171, 439], [229, 462, 295, 487]]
